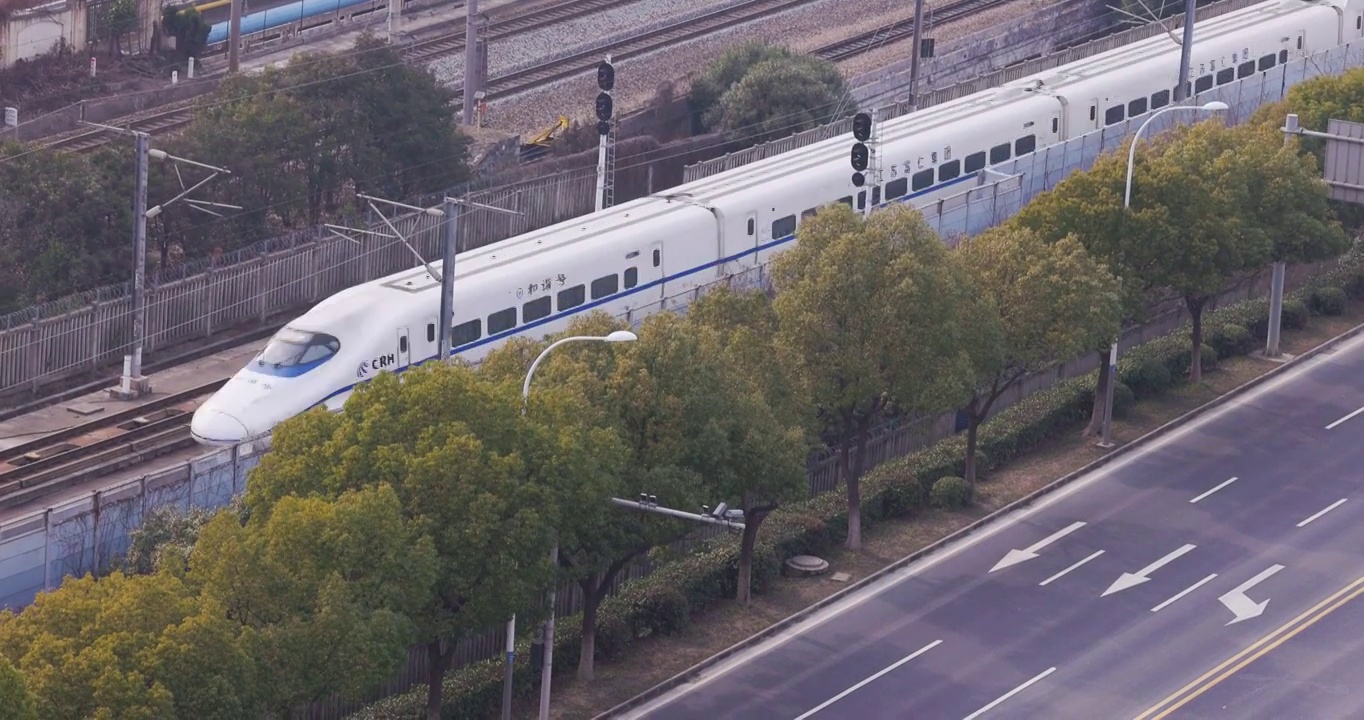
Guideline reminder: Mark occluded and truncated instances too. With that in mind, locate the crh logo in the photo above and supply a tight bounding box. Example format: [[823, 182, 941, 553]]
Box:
[[372, 353, 395, 369]]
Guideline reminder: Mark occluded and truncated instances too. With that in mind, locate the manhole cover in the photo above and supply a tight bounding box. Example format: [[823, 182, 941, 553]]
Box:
[[784, 555, 830, 577]]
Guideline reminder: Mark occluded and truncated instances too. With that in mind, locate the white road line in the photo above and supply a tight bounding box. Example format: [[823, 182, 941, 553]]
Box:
[[962, 667, 1058, 720], [1190, 477, 1238, 504], [1150, 573, 1219, 613], [1297, 498, 1348, 528], [1325, 406, 1364, 430], [1039, 550, 1105, 586], [793, 640, 942, 720]]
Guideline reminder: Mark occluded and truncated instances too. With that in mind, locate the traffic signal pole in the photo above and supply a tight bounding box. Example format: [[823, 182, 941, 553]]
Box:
[[850, 110, 875, 216], [594, 55, 616, 211]]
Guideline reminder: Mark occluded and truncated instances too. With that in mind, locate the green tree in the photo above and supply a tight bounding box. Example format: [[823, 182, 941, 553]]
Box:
[[954, 225, 1122, 487], [0, 653, 37, 720], [710, 55, 849, 143], [684, 288, 810, 603], [690, 41, 796, 133], [244, 364, 609, 718], [773, 204, 976, 550]]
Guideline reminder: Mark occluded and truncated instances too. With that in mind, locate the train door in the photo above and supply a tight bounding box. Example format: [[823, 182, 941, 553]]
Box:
[[1088, 99, 1101, 131], [397, 327, 410, 368], [755, 212, 771, 266], [649, 242, 665, 300], [425, 317, 438, 362], [744, 211, 759, 263]]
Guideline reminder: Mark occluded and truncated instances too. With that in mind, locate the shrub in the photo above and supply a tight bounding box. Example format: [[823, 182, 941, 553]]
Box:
[[1111, 381, 1137, 417], [930, 476, 973, 509], [1208, 323, 1253, 358], [1309, 286, 1348, 316], [1282, 298, 1310, 329], [1122, 357, 1173, 399], [630, 583, 690, 637]]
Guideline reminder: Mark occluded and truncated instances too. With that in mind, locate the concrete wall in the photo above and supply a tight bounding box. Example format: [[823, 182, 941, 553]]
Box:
[[0, 0, 86, 68]]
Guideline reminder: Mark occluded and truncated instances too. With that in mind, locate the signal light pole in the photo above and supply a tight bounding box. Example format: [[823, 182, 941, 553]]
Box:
[[850, 110, 877, 216], [594, 55, 617, 212]]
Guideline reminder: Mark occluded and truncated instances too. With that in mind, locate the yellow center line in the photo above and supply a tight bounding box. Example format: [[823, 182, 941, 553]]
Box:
[[1134, 574, 1364, 720]]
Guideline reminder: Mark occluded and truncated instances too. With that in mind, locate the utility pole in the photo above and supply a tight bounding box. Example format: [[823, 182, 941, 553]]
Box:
[[908, 0, 926, 109], [84, 124, 238, 400], [1173, 0, 1195, 101], [387, 0, 402, 41], [1265, 114, 1298, 358], [462, 0, 480, 125], [330, 195, 520, 364], [228, 0, 242, 73]]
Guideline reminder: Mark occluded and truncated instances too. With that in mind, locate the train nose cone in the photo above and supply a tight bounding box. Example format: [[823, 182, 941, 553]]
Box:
[[191, 408, 253, 446]]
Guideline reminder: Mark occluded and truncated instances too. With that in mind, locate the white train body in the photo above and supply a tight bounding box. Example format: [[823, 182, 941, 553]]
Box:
[[192, 0, 1364, 446]]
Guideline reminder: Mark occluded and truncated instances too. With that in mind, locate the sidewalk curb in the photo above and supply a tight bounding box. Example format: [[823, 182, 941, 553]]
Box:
[[595, 320, 1364, 719]]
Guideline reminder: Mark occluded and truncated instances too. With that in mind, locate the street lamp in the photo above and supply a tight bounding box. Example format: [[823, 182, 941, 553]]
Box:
[[1098, 100, 1229, 448], [513, 329, 637, 720]]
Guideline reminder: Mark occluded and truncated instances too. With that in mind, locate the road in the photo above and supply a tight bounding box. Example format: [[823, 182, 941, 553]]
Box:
[[621, 328, 1364, 720]]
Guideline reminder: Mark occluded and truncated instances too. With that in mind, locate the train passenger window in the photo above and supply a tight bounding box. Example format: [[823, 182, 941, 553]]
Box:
[[885, 177, 909, 200], [1105, 105, 1124, 126], [1237, 61, 1256, 79], [427, 324, 435, 343], [1279, 49, 1288, 64], [258, 328, 340, 368], [1151, 89, 1170, 110], [990, 142, 1011, 164], [964, 152, 987, 173], [558, 284, 585, 310], [938, 160, 961, 182], [772, 215, 796, 238], [624, 267, 638, 290], [1216, 68, 1235, 85], [452, 319, 480, 348], [653, 248, 660, 267], [1128, 97, 1148, 117], [488, 308, 516, 335], [522, 296, 551, 323], [1259, 54, 1276, 71], [911, 169, 934, 193], [1015, 135, 1037, 157], [801, 208, 818, 221], [399, 335, 408, 354], [590, 274, 619, 300], [1195, 75, 1214, 93], [746, 218, 754, 236], [839, 196, 853, 208]]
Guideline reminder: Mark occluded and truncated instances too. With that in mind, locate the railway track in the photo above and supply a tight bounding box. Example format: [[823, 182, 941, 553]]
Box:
[[403, 0, 644, 64], [813, 0, 1013, 62], [0, 380, 224, 511]]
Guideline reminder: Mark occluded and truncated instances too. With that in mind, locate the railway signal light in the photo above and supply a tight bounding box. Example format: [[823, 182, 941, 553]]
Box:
[[852, 171, 865, 187], [850, 142, 868, 172], [597, 60, 615, 92], [595, 92, 613, 123], [852, 112, 872, 142]]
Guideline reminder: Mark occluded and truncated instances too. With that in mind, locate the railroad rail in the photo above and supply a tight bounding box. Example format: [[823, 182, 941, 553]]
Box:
[[0, 380, 225, 511], [813, 0, 1013, 62]]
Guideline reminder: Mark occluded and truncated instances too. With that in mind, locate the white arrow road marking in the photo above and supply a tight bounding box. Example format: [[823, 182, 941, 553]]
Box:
[[989, 521, 1087, 573], [1219, 564, 1285, 625], [1297, 499, 1348, 528], [1101, 544, 1197, 597]]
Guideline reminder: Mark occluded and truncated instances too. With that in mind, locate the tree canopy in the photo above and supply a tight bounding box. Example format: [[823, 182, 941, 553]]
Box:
[[691, 41, 849, 142]]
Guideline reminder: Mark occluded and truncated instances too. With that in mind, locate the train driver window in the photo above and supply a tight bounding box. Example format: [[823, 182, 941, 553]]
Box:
[[1259, 53, 1276, 71], [1014, 135, 1037, 157], [558, 284, 585, 310], [1105, 105, 1124, 126], [772, 215, 796, 238], [938, 159, 961, 183], [487, 308, 516, 335], [989, 142, 1011, 164], [885, 177, 909, 200], [590, 274, 619, 300], [964, 151, 987, 174], [452, 319, 481, 348], [911, 169, 934, 193], [258, 328, 341, 369], [1128, 97, 1148, 117], [522, 296, 552, 323], [1216, 68, 1235, 85], [1151, 89, 1170, 110], [624, 267, 638, 290], [1237, 60, 1255, 79], [746, 218, 755, 236]]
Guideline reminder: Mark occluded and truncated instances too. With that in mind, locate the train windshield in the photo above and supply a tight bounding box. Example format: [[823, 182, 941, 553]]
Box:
[[258, 327, 341, 368]]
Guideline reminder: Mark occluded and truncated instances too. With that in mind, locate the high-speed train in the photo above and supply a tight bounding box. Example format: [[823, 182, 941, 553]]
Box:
[[191, 0, 1364, 446]]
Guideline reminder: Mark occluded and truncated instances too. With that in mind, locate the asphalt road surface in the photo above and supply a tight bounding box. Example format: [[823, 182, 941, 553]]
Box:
[[623, 329, 1364, 720]]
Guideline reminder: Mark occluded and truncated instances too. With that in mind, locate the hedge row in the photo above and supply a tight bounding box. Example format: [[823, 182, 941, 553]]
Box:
[[353, 250, 1364, 720]]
